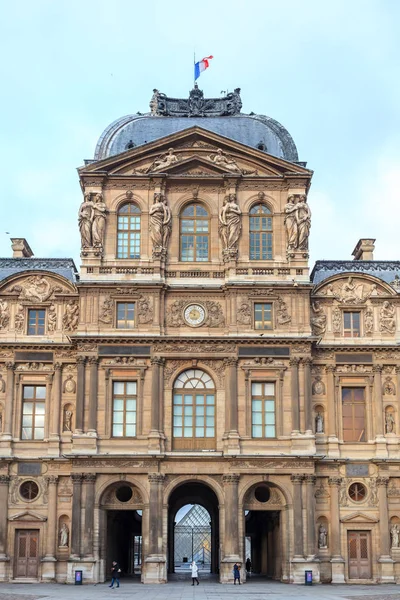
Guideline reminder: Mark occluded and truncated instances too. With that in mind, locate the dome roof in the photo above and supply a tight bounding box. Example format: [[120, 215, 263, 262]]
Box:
[[94, 87, 299, 164]]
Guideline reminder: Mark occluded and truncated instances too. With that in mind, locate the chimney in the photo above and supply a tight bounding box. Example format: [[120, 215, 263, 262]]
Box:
[[11, 238, 34, 258], [352, 238, 375, 261]]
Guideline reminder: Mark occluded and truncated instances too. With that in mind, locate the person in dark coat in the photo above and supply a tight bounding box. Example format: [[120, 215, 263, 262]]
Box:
[[233, 562, 241, 584], [246, 557, 252, 575], [109, 561, 121, 588]]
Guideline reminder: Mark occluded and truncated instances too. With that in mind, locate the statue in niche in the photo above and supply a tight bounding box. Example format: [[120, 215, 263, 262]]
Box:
[[63, 375, 76, 394], [391, 524, 400, 549], [219, 194, 242, 258], [311, 301, 327, 335], [385, 411, 395, 434], [78, 192, 93, 248], [148, 148, 179, 172], [92, 193, 107, 247], [0, 374, 5, 393], [380, 301, 396, 334], [59, 523, 69, 547], [149, 193, 172, 256], [0, 299, 10, 329], [63, 409, 73, 432], [364, 307, 374, 333], [208, 149, 241, 173], [315, 412, 324, 433], [312, 376, 325, 396], [62, 300, 79, 332], [318, 524, 328, 548], [383, 376, 396, 396]]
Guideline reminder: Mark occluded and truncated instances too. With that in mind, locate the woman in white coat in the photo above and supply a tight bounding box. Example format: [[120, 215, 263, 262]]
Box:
[[191, 560, 199, 586]]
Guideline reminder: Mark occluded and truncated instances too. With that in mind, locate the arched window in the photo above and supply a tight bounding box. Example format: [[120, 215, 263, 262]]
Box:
[[117, 203, 141, 258], [180, 203, 209, 262], [173, 369, 215, 450], [249, 204, 273, 260]]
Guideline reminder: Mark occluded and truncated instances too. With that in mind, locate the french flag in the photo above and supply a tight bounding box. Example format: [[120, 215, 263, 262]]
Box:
[[194, 55, 213, 80]]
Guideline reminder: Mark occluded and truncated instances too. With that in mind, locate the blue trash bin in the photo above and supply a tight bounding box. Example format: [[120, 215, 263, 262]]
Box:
[[305, 570, 312, 585], [75, 570, 83, 585]]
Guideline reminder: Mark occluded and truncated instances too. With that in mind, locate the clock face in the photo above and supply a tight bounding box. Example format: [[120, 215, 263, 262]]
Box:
[[184, 304, 206, 327]]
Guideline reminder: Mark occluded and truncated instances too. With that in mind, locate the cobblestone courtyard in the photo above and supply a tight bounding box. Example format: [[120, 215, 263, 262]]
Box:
[[0, 582, 400, 600]]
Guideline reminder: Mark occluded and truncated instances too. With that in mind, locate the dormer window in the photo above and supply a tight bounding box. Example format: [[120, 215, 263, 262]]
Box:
[[117, 203, 141, 259], [249, 204, 273, 260], [180, 203, 209, 262]]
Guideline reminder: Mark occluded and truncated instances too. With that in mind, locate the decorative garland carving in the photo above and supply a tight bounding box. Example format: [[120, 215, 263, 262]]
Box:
[[166, 300, 224, 328]]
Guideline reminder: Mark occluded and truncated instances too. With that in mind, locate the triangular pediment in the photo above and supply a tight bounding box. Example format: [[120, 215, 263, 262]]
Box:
[[340, 511, 379, 523], [9, 510, 47, 522], [79, 126, 312, 180]]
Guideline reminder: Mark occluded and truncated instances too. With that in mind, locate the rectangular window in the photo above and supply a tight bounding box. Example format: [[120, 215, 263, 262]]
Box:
[[27, 310, 45, 335], [116, 302, 135, 329], [112, 381, 137, 437], [342, 387, 366, 442], [254, 303, 273, 330], [252, 382, 276, 438], [21, 385, 46, 440], [343, 312, 361, 337]]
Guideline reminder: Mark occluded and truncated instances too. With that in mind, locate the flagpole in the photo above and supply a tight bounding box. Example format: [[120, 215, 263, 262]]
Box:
[[193, 51, 196, 87]]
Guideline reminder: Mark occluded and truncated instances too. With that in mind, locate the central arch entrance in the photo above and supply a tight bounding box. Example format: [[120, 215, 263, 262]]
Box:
[[168, 481, 219, 578]]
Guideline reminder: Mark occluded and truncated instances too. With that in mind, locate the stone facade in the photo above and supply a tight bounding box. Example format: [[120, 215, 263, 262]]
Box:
[[0, 88, 399, 584]]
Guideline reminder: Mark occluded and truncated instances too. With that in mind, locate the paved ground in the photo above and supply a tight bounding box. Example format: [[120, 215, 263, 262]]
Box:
[[0, 581, 400, 600]]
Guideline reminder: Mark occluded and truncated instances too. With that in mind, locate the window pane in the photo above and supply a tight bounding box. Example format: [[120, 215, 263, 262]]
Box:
[[34, 428, 44, 440], [22, 416, 32, 427], [23, 387, 34, 399], [183, 427, 192, 437], [36, 387, 46, 399], [125, 424, 136, 437], [126, 399, 136, 411], [113, 399, 124, 411], [264, 383, 275, 395], [113, 424, 123, 437], [265, 425, 276, 437], [252, 384, 263, 396], [23, 402, 33, 414], [195, 427, 204, 437], [113, 382, 124, 395], [205, 427, 214, 437], [173, 427, 182, 437], [252, 413, 262, 425], [22, 428, 32, 440], [252, 425, 262, 437], [35, 415, 45, 427], [126, 382, 137, 394], [35, 403, 45, 414], [113, 412, 123, 424]]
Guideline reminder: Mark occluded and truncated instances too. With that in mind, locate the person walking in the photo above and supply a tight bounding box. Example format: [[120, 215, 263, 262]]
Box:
[[109, 561, 121, 589], [245, 557, 252, 577], [191, 560, 199, 586], [233, 562, 241, 584]]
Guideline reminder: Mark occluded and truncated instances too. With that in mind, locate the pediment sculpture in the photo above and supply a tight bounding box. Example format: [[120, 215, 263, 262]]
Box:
[[7, 275, 69, 302], [207, 149, 241, 173], [146, 148, 180, 173]]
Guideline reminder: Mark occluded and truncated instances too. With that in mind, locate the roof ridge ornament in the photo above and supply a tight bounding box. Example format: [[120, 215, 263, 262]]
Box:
[[149, 85, 242, 118]]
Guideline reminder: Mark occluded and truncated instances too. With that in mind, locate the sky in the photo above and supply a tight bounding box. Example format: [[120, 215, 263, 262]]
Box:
[[0, 0, 399, 268]]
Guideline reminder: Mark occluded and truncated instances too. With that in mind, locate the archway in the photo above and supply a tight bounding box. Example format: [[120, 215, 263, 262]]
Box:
[[243, 482, 285, 581], [100, 481, 143, 580], [168, 481, 219, 578]]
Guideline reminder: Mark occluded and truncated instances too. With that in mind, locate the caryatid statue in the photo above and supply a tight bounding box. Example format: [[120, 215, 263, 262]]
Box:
[[284, 194, 311, 253], [218, 193, 242, 260], [149, 193, 172, 258], [78, 192, 93, 249], [92, 193, 107, 247]]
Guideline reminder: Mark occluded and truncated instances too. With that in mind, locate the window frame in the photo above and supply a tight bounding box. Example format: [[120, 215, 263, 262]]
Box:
[[172, 369, 216, 450], [342, 386, 366, 443], [116, 202, 141, 259], [111, 380, 138, 438], [179, 203, 210, 263], [251, 381, 276, 439], [21, 384, 46, 441], [249, 203, 273, 260], [253, 302, 273, 330], [343, 311, 361, 338], [27, 308, 46, 336], [116, 301, 136, 329]]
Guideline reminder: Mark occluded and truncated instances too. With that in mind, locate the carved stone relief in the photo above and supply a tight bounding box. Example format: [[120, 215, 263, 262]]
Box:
[[166, 300, 224, 328], [63, 375, 76, 394], [379, 301, 396, 334], [99, 296, 113, 325], [332, 306, 341, 333], [237, 300, 251, 325], [284, 194, 311, 253], [62, 300, 79, 332], [336, 365, 371, 373], [276, 298, 291, 325], [153, 341, 236, 353], [0, 299, 10, 330], [319, 277, 383, 304], [15, 363, 52, 372], [78, 192, 107, 251], [47, 303, 57, 333], [137, 295, 154, 324], [390, 275, 400, 292], [208, 149, 241, 173], [7, 276, 69, 302], [0, 374, 5, 393], [383, 376, 396, 396], [310, 301, 326, 335], [312, 376, 325, 395], [364, 306, 374, 333], [147, 149, 179, 173], [149, 85, 242, 117]]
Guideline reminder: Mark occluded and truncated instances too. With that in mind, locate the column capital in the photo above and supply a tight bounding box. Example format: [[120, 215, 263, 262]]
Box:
[[54, 362, 62, 371], [87, 356, 99, 366], [148, 473, 164, 484], [376, 476, 389, 487], [395, 366, 400, 374], [0, 475, 10, 485], [222, 473, 240, 484], [76, 356, 86, 365], [5, 362, 14, 371], [71, 473, 84, 483], [290, 357, 300, 367], [328, 476, 343, 487], [302, 357, 313, 366], [150, 356, 165, 366], [290, 474, 304, 484], [325, 365, 335, 373], [83, 473, 96, 483], [45, 475, 59, 485], [303, 474, 317, 484], [224, 357, 238, 368], [373, 364, 384, 373]]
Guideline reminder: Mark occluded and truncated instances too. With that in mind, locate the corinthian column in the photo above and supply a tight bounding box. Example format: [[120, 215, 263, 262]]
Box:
[[147, 473, 164, 556], [290, 358, 300, 433], [223, 474, 240, 558], [70, 474, 83, 559], [373, 365, 384, 438], [3, 362, 14, 438], [75, 357, 86, 433], [291, 474, 304, 557], [87, 357, 98, 433], [83, 474, 96, 558], [328, 476, 345, 583], [303, 358, 313, 433], [377, 476, 395, 581], [50, 363, 62, 439], [304, 475, 316, 557], [0, 475, 10, 558], [326, 366, 336, 437], [225, 359, 238, 433], [44, 476, 58, 560]]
